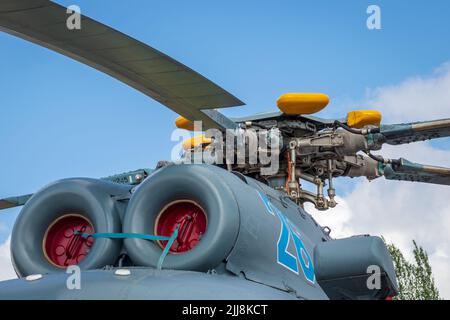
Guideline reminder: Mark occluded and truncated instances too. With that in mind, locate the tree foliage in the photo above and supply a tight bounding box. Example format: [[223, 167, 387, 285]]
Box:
[[385, 239, 440, 300]]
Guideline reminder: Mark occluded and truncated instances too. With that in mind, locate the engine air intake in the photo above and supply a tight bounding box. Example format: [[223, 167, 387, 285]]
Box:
[[43, 214, 94, 267], [155, 200, 207, 253]]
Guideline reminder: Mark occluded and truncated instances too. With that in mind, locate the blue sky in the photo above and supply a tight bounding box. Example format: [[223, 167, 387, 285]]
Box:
[[1, 0, 450, 244]]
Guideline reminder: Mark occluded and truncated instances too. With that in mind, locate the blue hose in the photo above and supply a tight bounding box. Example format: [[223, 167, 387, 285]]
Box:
[[75, 225, 180, 270]]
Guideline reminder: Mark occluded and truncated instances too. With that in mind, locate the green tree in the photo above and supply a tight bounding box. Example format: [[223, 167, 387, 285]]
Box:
[[385, 239, 440, 300]]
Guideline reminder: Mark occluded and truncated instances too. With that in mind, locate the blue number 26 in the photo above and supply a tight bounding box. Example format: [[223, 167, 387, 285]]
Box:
[[257, 191, 315, 284]]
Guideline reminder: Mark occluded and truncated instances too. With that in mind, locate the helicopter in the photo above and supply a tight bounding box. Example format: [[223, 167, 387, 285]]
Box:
[[0, 0, 449, 300]]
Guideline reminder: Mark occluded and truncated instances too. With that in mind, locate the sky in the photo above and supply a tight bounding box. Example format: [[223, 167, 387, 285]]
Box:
[[1, 0, 450, 298]]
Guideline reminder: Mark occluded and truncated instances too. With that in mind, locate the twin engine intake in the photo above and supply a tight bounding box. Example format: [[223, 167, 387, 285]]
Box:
[[11, 165, 240, 277]]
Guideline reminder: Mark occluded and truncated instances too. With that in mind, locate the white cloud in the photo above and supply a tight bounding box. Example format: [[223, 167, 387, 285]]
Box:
[[0, 236, 16, 281], [311, 63, 450, 299], [367, 62, 450, 123]]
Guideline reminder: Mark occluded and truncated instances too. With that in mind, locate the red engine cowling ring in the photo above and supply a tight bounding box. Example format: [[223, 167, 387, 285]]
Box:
[[11, 178, 126, 277], [43, 214, 95, 268], [154, 200, 207, 254]]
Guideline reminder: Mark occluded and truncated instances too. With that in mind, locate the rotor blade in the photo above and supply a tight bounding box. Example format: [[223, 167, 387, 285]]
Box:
[[0, 194, 33, 210], [378, 118, 450, 145], [0, 0, 244, 130], [201, 109, 238, 130], [383, 158, 450, 186]]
